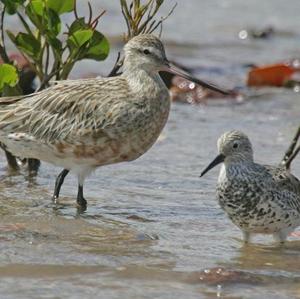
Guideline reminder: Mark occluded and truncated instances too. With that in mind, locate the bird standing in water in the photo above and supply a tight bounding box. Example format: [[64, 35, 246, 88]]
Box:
[[200, 130, 300, 243], [0, 34, 230, 209]]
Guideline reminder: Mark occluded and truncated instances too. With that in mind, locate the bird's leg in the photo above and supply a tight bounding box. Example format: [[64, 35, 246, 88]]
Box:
[[4, 150, 19, 171], [53, 169, 69, 202], [28, 158, 41, 176], [242, 231, 251, 243], [273, 231, 287, 244], [77, 184, 87, 208]]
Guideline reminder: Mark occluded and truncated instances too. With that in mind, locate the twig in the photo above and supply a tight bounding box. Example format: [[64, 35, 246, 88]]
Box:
[[121, 1, 132, 40], [281, 126, 300, 168], [44, 43, 50, 77], [120, 0, 177, 41], [0, 5, 10, 63], [108, 52, 124, 77], [36, 65, 63, 91], [148, 3, 177, 34], [17, 12, 32, 36], [285, 145, 300, 170], [87, 2, 93, 25], [91, 10, 106, 29], [74, 0, 79, 19], [158, 22, 163, 37]]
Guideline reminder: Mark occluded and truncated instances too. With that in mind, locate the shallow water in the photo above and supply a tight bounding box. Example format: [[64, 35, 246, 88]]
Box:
[[1, 1, 300, 298]]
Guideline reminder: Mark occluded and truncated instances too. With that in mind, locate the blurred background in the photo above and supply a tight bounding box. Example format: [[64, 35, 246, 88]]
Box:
[[1, 1, 300, 298]]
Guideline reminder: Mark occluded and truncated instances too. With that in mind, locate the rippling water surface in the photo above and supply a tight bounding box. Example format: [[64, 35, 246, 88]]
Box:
[[1, 1, 300, 298]]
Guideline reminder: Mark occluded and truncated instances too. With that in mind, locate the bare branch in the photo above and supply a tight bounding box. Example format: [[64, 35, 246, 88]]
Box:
[[148, 3, 177, 34], [0, 5, 10, 63], [121, 2, 132, 40], [108, 52, 124, 77], [91, 10, 106, 29], [285, 145, 300, 170], [74, 0, 79, 19], [281, 126, 300, 167], [87, 1, 93, 25], [120, 0, 177, 41], [281, 126, 300, 169], [17, 12, 32, 36], [45, 43, 50, 76]]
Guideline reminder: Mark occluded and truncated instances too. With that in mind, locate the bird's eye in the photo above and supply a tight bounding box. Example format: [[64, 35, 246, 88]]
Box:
[[143, 49, 150, 55], [233, 143, 238, 149]]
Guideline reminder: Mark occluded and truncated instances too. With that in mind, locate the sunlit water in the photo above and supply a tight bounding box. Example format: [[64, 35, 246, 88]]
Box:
[[1, 1, 300, 298]]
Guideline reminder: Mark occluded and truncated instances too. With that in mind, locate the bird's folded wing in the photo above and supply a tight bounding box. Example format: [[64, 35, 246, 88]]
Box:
[[264, 165, 300, 197], [0, 77, 133, 144]]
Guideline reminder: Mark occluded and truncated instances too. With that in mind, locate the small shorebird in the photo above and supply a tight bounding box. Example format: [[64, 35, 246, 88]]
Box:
[[200, 130, 300, 243], [0, 34, 230, 208]]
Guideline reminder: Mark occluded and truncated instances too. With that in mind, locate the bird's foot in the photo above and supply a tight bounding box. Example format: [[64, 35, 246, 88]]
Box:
[[52, 195, 59, 204], [76, 197, 87, 208], [76, 197, 87, 213]]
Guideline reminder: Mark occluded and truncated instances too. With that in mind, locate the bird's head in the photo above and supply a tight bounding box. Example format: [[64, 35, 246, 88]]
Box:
[[123, 34, 231, 95], [200, 130, 254, 177]]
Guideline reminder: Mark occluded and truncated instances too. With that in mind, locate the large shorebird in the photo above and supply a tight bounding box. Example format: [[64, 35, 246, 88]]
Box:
[[0, 34, 229, 208], [200, 130, 300, 243]]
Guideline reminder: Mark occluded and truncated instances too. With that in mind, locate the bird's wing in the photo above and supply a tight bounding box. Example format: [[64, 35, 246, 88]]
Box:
[[0, 77, 134, 144], [264, 164, 300, 196], [0, 94, 32, 105], [250, 164, 300, 212]]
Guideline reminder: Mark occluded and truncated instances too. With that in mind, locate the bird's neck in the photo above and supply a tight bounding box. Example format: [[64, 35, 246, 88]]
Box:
[[219, 160, 255, 182], [122, 67, 168, 96]]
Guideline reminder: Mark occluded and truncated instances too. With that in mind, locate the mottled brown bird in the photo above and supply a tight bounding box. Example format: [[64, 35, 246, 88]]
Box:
[[0, 34, 229, 208]]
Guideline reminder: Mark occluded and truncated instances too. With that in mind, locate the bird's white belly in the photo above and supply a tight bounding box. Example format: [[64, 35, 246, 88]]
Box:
[[0, 133, 75, 168], [0, 127, 161, 171]]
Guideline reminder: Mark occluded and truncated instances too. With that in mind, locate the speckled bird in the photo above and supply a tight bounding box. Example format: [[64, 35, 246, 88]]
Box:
[[0, 34, 229, 208], [200, 130, 300, 243]]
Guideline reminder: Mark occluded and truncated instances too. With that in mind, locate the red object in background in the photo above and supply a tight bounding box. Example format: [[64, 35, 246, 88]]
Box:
[[0, 52, 30, 69], [0, 52, 36, 94], [247, 63, 295, 87]]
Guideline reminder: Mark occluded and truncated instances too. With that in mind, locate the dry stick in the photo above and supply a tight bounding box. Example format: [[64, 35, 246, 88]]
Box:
[[91, 10, 106, 29], [0, 5, 10, 63], [149, 3, 177, 34], [74, 0, 79, 19], [285, 145, 300, 170], [87, 1, 93, 25], [45, 45, 51, 74], [0, 5, 20, 171], [108, 52, 124, 77], [121, 3, 132, 39], [281, 126, 300, 168]]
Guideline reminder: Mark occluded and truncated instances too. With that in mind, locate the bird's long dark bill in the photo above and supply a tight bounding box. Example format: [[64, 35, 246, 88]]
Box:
[[200, 154, 225, 177], [163, 63, 231, 96]]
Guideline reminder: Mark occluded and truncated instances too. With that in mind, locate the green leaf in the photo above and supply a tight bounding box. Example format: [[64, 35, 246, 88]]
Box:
[[47, 0, 74, 14], [25, 1, 43, 28], [14, 33, 41, 57], [80, 31, 110, 61], [1, 84, 22, 96], [68, 18, 87, 35], [46, 35, 62, 52], [6, 30, 16, 44], [1, 0, 25, 14], [67, 29, 93, 49], [29, 0, 44, 16], [26, 1, 61, 36], [0, 64, 19, 91], [46, 8, 61, 36]]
